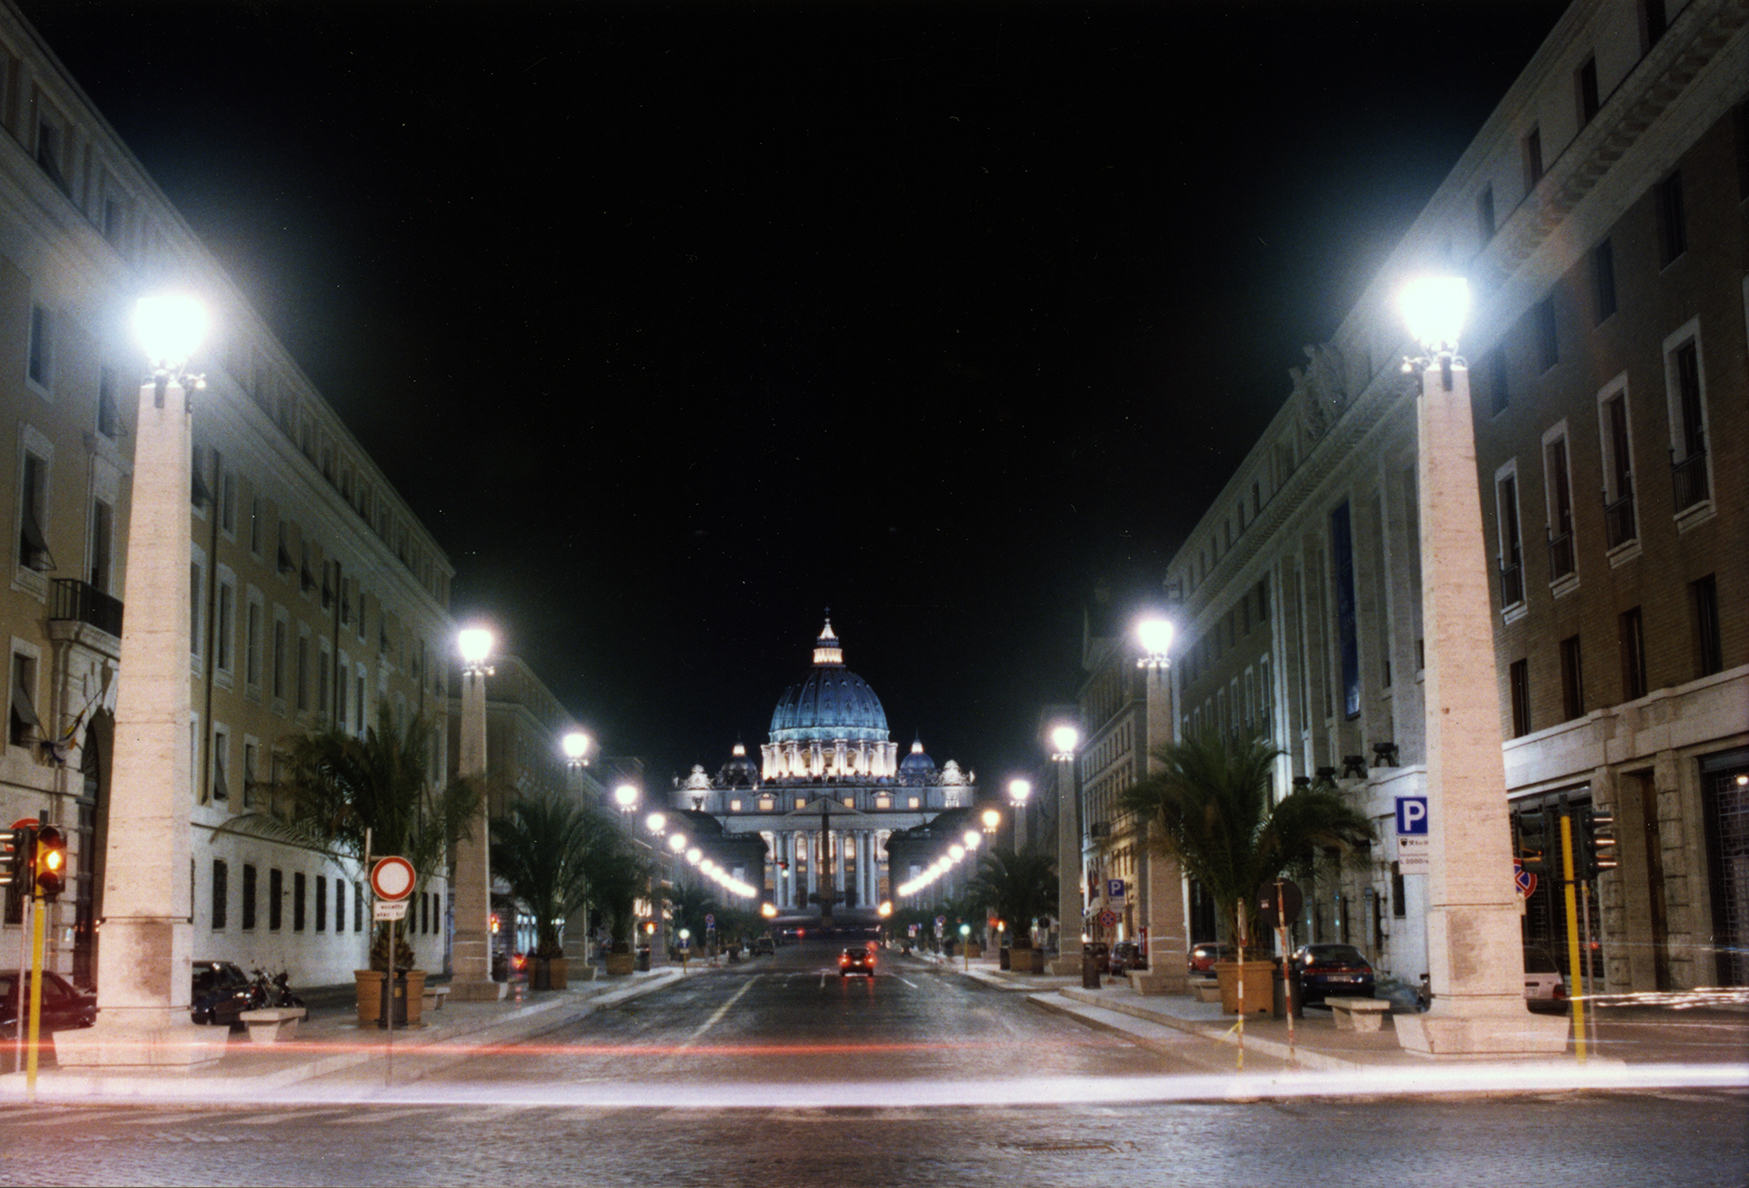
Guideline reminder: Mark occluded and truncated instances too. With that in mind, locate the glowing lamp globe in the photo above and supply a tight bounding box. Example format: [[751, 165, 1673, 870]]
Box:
[[645, 812, 666, 835], [1400, 276, 1469, 352], [133, 294, 209, 369], [1050, 724, 1080, 755], [613, 784, 639, 811], [1137, 616, 1175, 659], [980, 809, 1000, 832], [457, 628, 494, 667], [668, 833, 686, 853], [1008, 778, 1031, 805], [562, 732, 590, 762]]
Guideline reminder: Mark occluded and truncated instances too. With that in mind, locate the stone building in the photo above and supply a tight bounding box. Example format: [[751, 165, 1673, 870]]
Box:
[[1161, 0, 1747, 992], [0, 0, 454, 989]]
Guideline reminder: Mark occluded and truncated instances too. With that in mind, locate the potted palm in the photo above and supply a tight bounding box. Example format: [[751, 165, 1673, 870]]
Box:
[[1120, 735, 1373, 1014], [583, 832, 650, 977], [491, 794, 605, 990], [272, 705, 482, 1025], [968, 846, 1058, 974]]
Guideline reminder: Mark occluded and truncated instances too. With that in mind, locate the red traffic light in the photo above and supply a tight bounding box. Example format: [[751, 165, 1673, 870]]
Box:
[[33, 825, 66, 901]]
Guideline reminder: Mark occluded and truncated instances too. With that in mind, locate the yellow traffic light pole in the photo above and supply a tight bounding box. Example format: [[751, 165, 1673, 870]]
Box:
[[25, 886, 46, 1100], [1558, 812, 1586, 1063]]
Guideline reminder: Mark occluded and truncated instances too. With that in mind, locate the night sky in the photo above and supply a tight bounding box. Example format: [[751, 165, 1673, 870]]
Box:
[[22, 0, 1568, 790]]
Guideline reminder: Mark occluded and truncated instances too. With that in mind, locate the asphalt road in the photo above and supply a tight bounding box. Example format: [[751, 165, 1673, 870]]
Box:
[[2, 942, 1746, 1187]]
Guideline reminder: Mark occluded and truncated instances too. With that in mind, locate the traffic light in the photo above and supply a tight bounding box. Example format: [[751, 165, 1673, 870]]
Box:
[[1515, 806, 1553, 876], [1, 826, 29, 888], [642, 921, 657, 936], [33, 825, 66, 901], [1576, 807, 1618, 880]]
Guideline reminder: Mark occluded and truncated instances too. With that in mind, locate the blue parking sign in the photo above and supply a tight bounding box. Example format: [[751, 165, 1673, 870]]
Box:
[[1396, 796, 1429, 835]]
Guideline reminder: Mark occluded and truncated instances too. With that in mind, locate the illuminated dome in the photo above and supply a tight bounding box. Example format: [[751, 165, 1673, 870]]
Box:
[[762, 616, 899, 781], [898, 737, 936, 784], [719, 740, 760, 787]]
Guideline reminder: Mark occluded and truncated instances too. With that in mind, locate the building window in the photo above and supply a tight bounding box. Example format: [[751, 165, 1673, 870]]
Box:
[[216, 579, 236, 674], [293, 871, 306, 931], [212, 860, 228, 930], [1477, 184, 1495, 242], [296, 633, 310, 712], [272, 618, 288, 702], [1533, 297, 1558, 373], [269, 868, 283, 930], [315, 875, 327, 932], [354, 881, 364, 932], [17, 449, 52, 571], [1496, 467, 1524, 609], [97, 366, 120, 439], [1484, 348, 1509, 416], [10, 652, 40, 749], [1591, 240, 1616, 324], [34, 119, 66, 190], [242, 864, 257, 930], [27, 304, 52, 389], [1509, 659, 1531, 738], [211, 727, 230, 803], [189, 559, 204, 657], [1576, 56, 1600, 126], [1522, 125, 1544, 190], [1690, 574, 1722, 678], [1619, 607, 1647, 701], [1544, 431, 1575, 582], [335, 878, 345, 935], [245, 598, 263, 688], [1639, 0, 1667, 53], [89, 498, 114, 593], [1667, 336, 1709, 512], [1559, 635, 1585, 721], [243, 740, 259, 809], [1391, 862, 1407, 918], [1656, 171, 1686, 266], [1599, 387, 1636, 549]]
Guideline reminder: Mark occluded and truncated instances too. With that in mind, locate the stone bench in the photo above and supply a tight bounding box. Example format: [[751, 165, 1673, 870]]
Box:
[[240, 1007, 304, 1043], [1329, 997, 1391, 1032], [422, 984, 451, 1012]]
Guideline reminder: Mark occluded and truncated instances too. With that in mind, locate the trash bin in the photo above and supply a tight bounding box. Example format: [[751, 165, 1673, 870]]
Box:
[[635, 946, 651, 972], [1272, 966, 1304, 1019], [1081, 948, 1102, 989], [378, 975, 409, 1028]]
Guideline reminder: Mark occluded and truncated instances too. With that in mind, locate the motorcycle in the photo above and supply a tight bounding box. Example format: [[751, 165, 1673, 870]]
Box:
[[248, 967, 306, 1014]]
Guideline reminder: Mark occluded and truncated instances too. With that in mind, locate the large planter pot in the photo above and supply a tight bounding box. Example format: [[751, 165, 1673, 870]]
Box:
[[1215, 960, 1275, 1015], [355, 970, 386, 1025], [963, 943, 983, 959], [605, 949, 636, 977], [358, 969, 427, 1026], [998, 947, 1011, 971], [532, 956, 568, 991], [1008, 947, 1042, 973]]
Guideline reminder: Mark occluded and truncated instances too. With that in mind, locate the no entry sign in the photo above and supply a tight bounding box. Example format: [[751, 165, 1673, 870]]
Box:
[[371, 856, 416, 901]]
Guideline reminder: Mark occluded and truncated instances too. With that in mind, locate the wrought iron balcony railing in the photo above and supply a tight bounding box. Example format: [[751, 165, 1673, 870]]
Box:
[[1499, 561, 1524, 609], [1603, 484, 1636, 549], [1672, 450, 1709, 513], [50, 578, 123, 637]]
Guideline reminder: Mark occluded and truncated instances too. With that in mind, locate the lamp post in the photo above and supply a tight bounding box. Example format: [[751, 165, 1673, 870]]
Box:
[[560, 731, 593, 967], [1048, 723, 1083, 975], [645, 811, 669, 967], [55, 296, 225, 1070], [613, 783, 639, 817], [1007, 779, 1032, 852], [450, 626, 505, 1001], [1391, 277, 1567, 1057], [1135, 614, 1188, 994]]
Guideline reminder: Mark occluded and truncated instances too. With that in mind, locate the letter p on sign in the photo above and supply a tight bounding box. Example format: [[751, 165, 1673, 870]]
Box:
[[1396, 796, 1429, 836]]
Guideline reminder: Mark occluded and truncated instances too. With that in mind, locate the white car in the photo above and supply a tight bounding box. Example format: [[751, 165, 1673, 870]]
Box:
[[1523, 946, 1568, 1010]]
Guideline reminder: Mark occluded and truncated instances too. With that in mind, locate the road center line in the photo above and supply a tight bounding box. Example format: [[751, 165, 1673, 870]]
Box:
[[676, 976, 758, 1051], [896, 977, 918, 988]]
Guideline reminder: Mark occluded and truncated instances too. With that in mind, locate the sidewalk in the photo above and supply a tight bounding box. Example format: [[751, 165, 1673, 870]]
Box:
[[0, 967, 686, 1105], [914, 948, 1749, 1079]]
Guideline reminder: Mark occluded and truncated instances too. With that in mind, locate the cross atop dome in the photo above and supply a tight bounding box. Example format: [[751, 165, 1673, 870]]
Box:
[[812, 612, 843, 666]]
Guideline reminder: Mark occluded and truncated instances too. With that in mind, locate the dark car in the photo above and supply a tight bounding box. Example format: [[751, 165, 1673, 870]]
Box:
[[1290, 943, 1375, 1005], [0, 969, 97, 1038], [1109, 941, 1148, 975], [752, 936, 775, 956], [191, 960, 254, 1029], [838, 947, 875, 977]]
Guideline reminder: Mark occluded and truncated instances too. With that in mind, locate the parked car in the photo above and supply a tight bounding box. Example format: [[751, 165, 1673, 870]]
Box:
[[0, 969, 97, 1038], [1189, 942, 1241, 975], [1523, 946, 1568, 1010], [752, 936, 775, 956], [1289, 943, 1375, 1005], [838, 947, 875, 977], [191, 960, 254, 1029], [1109, 941, 1148, 975]]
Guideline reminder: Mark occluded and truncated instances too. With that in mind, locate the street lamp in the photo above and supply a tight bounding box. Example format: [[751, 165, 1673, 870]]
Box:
[[980, 808, 1000, 837], [562, 730, 591, 768], [1391, 276, 1565, 1058], [450, 626, 505, 1001], [560, 729, 592, 966], [1134, 613, 1187, 993], [56, 295, 225, 1071], [1007, 778, 1032, 852], [614, 783, 639, 815], [1049, 723, 1083, 974]]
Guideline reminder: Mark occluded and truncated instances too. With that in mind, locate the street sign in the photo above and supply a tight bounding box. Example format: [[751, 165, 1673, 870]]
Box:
[[705, 913, 715, 927], [10, 818, 39, 830], [373, 900, 408, 921], [1514, 860, 1537, 898], [1257, 878, 1304, 930], [371, 856, 416, 901], [1097, 909, 1118, 929], [1106, 879, 1126, 901], [1396, 795, 1430, 872]]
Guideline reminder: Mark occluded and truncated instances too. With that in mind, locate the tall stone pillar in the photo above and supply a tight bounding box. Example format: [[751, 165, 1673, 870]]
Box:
[[562, 761, 592, 968], [834, 830, 847, 904], [449, 659, 505, 1000], [1048, 747, 1083, 975], [1394, 356, 1566, 1056], [56, 372, 225, 1069], [1134, 663, 1188, 994]]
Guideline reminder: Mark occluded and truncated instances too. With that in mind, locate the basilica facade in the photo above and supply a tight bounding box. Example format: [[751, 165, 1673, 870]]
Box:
[[670, 618, 976, 918]]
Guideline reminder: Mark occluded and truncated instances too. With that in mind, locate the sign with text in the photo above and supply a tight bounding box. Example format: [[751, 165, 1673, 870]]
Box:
[[1396, 796, 1430, 872], [373, 900, 408, 921], [1106, 879, 1126, 901]]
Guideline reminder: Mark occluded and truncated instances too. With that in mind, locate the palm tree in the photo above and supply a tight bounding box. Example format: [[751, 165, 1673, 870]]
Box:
[[667, 880, 722, 947], [490, 794, 604, 960], [966, 845, 1058, 949], [580, 831, 650, 955], [272, 704, 482, 970], [1118, 734, 1373, 953]]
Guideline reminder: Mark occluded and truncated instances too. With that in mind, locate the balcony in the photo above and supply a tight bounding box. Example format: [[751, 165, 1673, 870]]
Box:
[[1603, 485, 1636, 549], [1672, 450, 1709, 513], [1547, 530, 1575, 581], [1499, 561, 1524, 609], [50, 578, 123, 637]]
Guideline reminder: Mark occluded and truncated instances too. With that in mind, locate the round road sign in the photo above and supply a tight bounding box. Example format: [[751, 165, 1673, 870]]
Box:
[[371, 855, 416, 901], [1098, 909, 1118, 929], [1514, 860, 1537, 899]]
